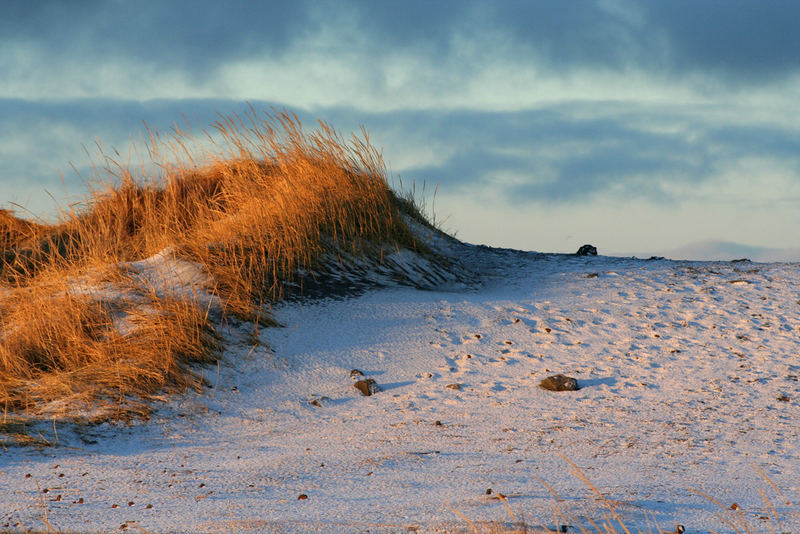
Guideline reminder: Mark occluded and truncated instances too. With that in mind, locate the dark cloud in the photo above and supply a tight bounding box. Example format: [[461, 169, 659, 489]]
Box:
[[1, 1, 313, 79], [0, 98, 294, 214], [475, 1, 800, 81], [4, 1, 800, 90], [706, 124, 800, 161], [3, 98, 800, 217], [351, 107, 719, 203], [643, 1, 800, 81], [477, 1, 652, 70]]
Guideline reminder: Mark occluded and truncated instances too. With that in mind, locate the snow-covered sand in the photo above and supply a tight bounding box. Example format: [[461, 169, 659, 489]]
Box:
[[2, 240, 799, 533]]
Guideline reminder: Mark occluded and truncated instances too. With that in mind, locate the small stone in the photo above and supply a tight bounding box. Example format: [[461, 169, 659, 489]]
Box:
[[433, 420, 443, 426], [486, 488, 493, 495], [576, 244, 598, 256], [309, 396, 331, 407], [349, 369, 365, 379], [585, 272, 599, 278], [539, 374, 580, 392], [297, 494, 308, 500], [445, 383, 461, 390], [353, 379, 380, 396]]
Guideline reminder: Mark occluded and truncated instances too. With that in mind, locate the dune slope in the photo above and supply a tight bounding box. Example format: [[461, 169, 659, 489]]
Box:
[[1, 239, 798, 533]]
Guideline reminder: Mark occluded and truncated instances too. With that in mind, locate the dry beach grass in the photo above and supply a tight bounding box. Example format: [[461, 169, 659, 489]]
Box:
[[0, 109, 426, 422]]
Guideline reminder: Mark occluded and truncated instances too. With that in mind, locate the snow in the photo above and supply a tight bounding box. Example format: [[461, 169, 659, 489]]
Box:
[[1, 238, 799, 533], [119, 246, 214, 301]]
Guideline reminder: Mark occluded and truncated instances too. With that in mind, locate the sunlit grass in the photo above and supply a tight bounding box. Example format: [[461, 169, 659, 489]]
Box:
[[0, 109, 428, 422]]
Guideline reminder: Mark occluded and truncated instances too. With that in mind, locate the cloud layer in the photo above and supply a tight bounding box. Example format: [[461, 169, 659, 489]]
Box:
[[3, 1, 800, 256]]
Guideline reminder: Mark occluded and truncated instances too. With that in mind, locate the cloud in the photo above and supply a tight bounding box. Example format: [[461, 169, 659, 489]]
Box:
[[8, 97, 800, 214], [365, 106, 716, 202], [3, 1, 800, 253], [2, 96, 799, 254], [643, 1, 800, 81], [0, 98, 293, 214], [661, 240, 800, 263], [4, 1, 800, 108], [0, 1, 311, 74]]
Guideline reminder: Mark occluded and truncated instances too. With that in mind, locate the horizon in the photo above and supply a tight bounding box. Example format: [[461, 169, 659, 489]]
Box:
[[3, 1, 800, 260]]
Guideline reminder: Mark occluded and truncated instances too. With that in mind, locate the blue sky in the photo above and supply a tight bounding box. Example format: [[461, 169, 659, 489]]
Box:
[[3, 0, 800, 258]]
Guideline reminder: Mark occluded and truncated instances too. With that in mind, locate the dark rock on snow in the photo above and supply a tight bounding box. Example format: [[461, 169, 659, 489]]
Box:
[[308, 396, 331, 407], [349, 369, 365, 379], [576, 244, 597, 256], [353, 378, 380, 396], [539, 374, 580, 391]]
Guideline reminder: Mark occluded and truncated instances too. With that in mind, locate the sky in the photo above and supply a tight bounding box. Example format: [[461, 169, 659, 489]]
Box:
[[3, 0, 800, 259]]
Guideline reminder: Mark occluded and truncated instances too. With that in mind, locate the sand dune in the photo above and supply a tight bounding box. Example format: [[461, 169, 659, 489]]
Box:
[[2, 232, 798, 533]]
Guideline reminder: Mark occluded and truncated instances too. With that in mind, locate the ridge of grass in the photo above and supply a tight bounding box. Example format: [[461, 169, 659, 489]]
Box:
[[0, 109, 431, 422]]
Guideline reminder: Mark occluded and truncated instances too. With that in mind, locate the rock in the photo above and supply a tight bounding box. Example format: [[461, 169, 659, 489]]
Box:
[[445, 383, 461, 390], [576, 244, 597, 256], [349, 369, 365, 379], [539, 374, 579, 392], [308, 396, 331, 407], [353, 378, 380, 396]]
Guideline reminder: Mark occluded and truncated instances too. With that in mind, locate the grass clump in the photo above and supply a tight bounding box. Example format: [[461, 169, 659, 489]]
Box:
[[0, 108, 429, 422]]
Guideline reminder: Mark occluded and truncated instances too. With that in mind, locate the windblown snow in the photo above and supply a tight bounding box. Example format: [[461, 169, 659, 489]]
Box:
[[1, 231, 799, 533]]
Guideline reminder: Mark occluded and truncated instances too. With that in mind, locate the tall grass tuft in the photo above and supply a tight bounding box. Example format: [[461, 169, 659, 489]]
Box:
[[0, 109, 428, 422]]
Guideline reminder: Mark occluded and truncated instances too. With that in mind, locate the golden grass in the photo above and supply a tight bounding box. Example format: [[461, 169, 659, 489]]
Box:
[[0, 109, 428, 422]]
